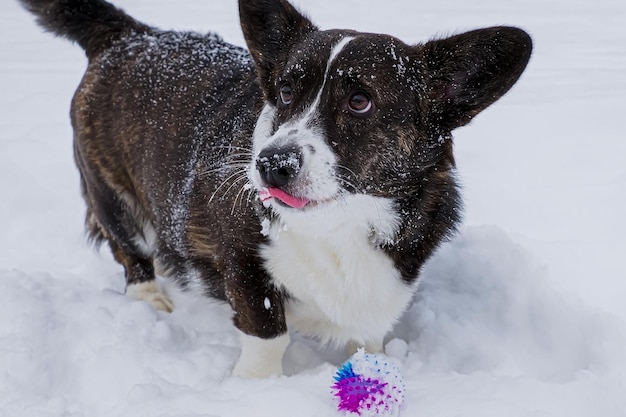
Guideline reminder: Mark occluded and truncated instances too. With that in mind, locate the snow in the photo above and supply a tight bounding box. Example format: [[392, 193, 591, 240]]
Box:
[[1, 0, 625, 416]]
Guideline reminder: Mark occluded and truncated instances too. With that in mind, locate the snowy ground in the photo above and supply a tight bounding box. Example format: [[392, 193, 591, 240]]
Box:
[[1, 0, 625, 416]]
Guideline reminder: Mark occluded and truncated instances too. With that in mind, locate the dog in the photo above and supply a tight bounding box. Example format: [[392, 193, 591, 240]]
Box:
[[20, 0, 532, 377]]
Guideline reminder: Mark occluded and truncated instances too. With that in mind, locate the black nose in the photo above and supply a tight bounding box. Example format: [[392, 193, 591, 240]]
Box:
[[256, 146, 303, 188]]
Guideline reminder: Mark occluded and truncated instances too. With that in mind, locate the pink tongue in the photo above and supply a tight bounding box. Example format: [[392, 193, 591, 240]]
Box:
[[259, 188, 310, 209]]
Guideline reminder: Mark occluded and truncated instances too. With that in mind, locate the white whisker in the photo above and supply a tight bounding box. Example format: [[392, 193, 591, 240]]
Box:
[[208, 169, 249, 203]]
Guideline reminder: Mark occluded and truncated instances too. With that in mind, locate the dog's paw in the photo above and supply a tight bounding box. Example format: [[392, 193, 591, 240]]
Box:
[[126, 281, 174, 313], [232, 332, 290, 378], [346, 339, 384, 355]]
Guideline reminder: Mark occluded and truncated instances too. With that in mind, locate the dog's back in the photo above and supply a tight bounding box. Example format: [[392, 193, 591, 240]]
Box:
[[21, 0, 264, 297], [79, 31, 259, 272]]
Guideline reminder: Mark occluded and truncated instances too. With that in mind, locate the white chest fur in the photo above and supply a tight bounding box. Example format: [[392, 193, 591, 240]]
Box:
[[260, 195, 416, 349]]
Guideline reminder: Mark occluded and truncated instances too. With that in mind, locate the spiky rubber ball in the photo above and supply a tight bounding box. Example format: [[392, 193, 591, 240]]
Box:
[[331, 349, 405, 416]]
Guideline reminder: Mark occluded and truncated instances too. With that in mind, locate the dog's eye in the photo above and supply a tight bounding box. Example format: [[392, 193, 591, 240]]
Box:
[[279, 83, 293, 105], [348, 92, 372, 114]]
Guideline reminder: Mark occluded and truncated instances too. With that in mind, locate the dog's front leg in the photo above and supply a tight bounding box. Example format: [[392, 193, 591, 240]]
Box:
[[225, 259, 289, 378]]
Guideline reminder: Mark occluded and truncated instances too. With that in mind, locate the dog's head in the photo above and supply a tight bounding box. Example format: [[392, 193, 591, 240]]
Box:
[[240, 0, 532, 216]]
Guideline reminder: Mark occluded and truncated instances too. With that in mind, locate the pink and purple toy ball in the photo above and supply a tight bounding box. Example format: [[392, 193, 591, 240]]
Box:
[[331, 349, 405, 417]]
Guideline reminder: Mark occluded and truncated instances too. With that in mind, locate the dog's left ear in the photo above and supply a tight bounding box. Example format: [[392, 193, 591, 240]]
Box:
[[421, 26, 532, 132], [239, 0, 317, 99]]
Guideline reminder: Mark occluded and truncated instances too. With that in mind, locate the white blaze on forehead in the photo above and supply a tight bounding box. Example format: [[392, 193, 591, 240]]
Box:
[[328, 36, 355, 74], [302, 36, 355, 121]]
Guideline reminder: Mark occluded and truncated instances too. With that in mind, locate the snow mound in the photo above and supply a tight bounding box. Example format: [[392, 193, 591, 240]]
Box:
[[404, 226, 626, 381]]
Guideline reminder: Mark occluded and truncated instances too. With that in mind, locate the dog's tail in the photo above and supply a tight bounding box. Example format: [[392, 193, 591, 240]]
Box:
[[19, 0, 151, 58]]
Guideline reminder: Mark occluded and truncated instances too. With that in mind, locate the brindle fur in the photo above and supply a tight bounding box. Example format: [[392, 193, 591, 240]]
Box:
[[20, 0, 531, 347]]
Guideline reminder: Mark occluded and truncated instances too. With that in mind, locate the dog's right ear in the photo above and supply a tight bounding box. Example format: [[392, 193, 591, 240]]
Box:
[[239, 0, 317, 100]]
